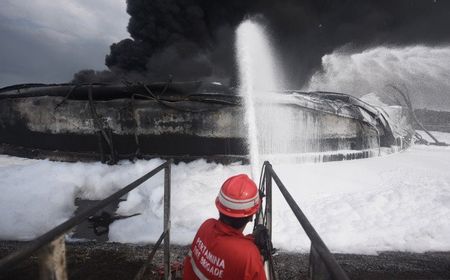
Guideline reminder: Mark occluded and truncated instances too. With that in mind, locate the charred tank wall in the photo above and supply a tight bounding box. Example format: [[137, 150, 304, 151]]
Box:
[[0, 95, 384, 162]]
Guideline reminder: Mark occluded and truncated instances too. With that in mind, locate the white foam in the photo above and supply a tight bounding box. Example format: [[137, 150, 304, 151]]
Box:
[[305, 45, 450, 110], [0, 132, 449, 254]]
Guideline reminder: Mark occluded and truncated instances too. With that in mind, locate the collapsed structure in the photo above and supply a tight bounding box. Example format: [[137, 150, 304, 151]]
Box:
[[0, 82, 414, 163]]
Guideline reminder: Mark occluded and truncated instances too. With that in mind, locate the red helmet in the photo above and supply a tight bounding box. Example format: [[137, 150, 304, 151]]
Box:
[[215, 174, 260, 218]]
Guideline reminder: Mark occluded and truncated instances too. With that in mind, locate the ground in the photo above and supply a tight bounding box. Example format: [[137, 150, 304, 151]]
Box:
[[1, 241, 450, 279]]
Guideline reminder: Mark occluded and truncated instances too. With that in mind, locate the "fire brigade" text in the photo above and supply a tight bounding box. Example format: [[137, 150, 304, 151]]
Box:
[[193, 237, 225, 278]]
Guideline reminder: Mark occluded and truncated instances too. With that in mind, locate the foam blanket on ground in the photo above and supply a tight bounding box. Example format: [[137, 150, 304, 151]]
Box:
[[0, 131, 449, 254]]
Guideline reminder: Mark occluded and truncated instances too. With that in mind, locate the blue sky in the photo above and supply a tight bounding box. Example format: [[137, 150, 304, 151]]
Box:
[[0, 0, 129, 87]]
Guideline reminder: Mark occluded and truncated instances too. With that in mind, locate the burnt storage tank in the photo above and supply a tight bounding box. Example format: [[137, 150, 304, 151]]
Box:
[[0, 82, 413, 163], [0, 82, 247, 163]]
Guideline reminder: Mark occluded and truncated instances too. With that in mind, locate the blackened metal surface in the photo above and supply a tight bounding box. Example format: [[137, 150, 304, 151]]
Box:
[[0, 83, 412, 162], [0, 82, 236, 101]]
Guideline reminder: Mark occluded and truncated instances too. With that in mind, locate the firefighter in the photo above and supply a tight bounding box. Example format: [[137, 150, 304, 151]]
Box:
[[183, 174, 267, 280]]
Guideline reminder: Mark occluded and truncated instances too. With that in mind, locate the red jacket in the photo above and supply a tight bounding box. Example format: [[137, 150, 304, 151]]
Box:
[[183, 219, 267, 280]]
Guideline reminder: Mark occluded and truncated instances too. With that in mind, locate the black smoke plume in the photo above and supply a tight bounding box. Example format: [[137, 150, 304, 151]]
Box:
[[93, 0, 450, 86], [72, 69, 118, 84]]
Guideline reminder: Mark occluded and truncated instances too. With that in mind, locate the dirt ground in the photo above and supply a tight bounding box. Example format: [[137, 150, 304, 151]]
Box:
[[1, 241, 450, 280]]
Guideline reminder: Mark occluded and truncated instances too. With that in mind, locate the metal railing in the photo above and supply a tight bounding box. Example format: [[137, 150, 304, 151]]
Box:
[[258, 161, 350, 280], [0, 160, 172, 280]]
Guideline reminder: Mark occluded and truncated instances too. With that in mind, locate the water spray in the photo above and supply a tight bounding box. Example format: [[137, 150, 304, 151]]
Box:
[[235, 19, 285, 178]]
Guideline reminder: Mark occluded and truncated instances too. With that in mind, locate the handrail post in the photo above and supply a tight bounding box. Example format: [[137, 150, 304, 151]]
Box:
[[38, 235, 67, 280], [262, 161, 275, 280], [163, 161, 171, 280], [264, 162, 273, 241], [309, 245, 331, 280]]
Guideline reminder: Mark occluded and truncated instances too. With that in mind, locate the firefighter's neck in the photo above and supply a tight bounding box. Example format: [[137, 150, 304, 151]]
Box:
[[219, 215, 250, 233], [231, 223, 247, 233], [238, 225, 247, 232]]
